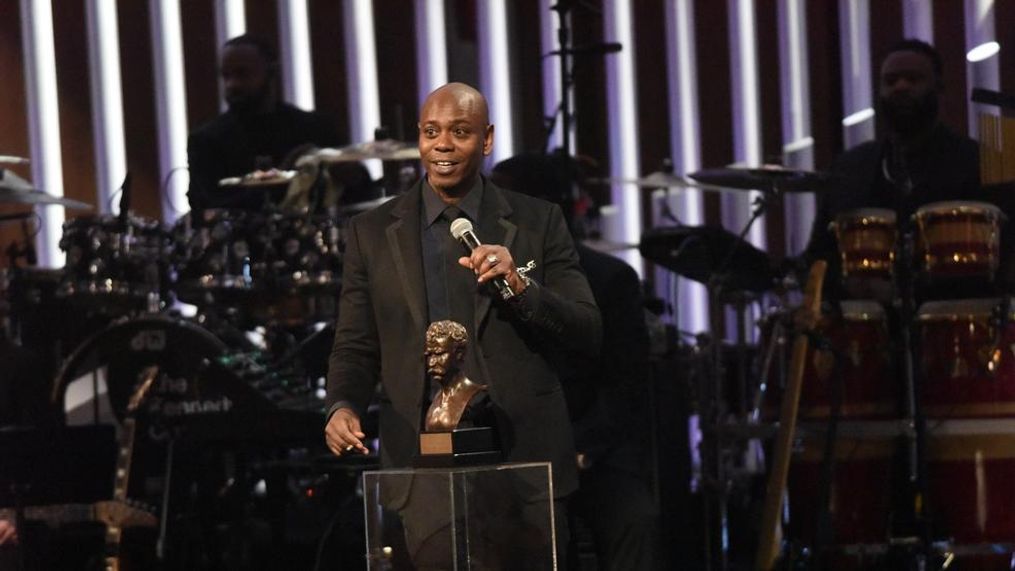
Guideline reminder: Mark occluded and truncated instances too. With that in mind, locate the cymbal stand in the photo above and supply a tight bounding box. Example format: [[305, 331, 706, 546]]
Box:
[[698, 189, 773, 571]]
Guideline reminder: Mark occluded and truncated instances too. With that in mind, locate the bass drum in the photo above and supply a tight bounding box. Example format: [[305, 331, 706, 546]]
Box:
[[52, 315, 230, 425]]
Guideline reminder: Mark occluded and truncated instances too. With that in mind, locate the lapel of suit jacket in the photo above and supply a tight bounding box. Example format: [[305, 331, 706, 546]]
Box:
[[475, 181, 516, 335], [386, 183, 427, 334]]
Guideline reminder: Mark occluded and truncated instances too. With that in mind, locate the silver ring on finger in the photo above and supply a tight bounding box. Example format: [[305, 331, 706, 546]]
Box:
[[486, 254, 499, 265]]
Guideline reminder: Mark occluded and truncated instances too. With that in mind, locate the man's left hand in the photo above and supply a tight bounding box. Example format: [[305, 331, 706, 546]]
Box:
[[0, 519, 18, 546], [459, 245, 527, 294]]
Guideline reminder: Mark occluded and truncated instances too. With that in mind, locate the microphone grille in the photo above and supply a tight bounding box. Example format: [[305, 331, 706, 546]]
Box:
[[449, 217, 473, 240]]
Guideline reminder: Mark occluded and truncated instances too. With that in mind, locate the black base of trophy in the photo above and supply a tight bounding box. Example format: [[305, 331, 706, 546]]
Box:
[[413, 427, 501, 468]]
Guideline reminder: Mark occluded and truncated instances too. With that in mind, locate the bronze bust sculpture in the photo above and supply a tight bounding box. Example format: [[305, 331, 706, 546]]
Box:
[[423, 320, 488, 431]]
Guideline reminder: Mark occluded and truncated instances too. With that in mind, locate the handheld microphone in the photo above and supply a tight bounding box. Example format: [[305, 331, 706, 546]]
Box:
[[449, 218, 515, 300]]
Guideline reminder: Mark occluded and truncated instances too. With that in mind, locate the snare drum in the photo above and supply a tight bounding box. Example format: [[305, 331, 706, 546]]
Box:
[[914, 201, 1004, 280], [59, 215, 172, 311], [917, 298, 1015, 417], [799, 301, 897, 420], [831, 209, 897, 279]]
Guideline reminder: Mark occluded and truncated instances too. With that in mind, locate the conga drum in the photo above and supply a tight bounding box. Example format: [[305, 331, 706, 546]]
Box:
[[919, 298, 1015, 568], [914, 201, 1004, 281], [787, 420, 900, 569], [799, 300, 897, 420], [831, 209, 897, 279]]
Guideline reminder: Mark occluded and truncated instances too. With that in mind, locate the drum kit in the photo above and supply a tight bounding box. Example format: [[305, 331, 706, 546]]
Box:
[[0, 140, 419, 426], [633, 164, 1015, 569]]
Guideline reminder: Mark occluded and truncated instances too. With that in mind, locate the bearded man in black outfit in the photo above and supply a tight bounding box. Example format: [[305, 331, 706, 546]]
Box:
[[187, 35, 341, 211], [803, 39, 982, 300]]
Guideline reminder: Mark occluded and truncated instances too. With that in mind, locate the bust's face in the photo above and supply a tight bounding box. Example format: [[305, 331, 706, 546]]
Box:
[[425, 335, 460, 384]]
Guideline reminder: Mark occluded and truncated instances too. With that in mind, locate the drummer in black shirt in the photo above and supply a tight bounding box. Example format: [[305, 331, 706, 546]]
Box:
[[803, 39, 985, 301], [187, 35, 342, 211]]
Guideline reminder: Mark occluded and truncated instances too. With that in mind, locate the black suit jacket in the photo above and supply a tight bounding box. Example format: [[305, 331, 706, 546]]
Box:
[[327, 178, 602, 496]]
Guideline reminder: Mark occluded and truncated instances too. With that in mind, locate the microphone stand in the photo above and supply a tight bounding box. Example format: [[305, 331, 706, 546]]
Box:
[[895, 224, 935, 566]]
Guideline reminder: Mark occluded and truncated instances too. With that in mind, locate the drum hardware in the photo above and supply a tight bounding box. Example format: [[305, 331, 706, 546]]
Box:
[[688, 164, 836, 194], [218, 169, 297, 188], [0, 168, 93, 209], [58, 214, 173, 313], [587, 171, 746, 195], [0, 154, 29, 165], [639, 225, 776, 294], [298, 139, 421, 164]]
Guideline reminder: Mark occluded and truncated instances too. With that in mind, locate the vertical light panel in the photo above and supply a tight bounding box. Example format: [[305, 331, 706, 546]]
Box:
[[663, 0, 708, 333], [838, 0, 874, 148], [20, 0, 65, 268], [777, 0, 815, 255], [725, 0, 766, 252], [603, 0, 643, 275], [540, 0, 562, 152], [214, 0, 246, 47], [964, 0, 999, 135], [903, 0, 934, 43], [277, 0, 314, 111], [414, 0, 448, 107], [86, 0, 127, 216], [539, 0, 576, 153], [214, 0, 246, 111], [343, 0, 382, 179], [149, 0, 190, 224], [476, 0, 515, 166]]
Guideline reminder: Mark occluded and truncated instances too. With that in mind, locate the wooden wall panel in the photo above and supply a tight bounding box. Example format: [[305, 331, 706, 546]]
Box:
[[0, 1, 31, 264], [695, 0, 732, 228], [807, 0, 843, 170], [117, 0, 162, 222], [933, 0, 970, 137]]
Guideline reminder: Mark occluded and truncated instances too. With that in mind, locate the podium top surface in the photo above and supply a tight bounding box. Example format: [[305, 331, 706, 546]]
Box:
[[363, 461, 550, 476]]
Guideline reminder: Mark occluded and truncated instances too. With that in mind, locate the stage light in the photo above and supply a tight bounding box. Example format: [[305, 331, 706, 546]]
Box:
[[149, 0, 190, 224], [343, 0, 382, 178], [414, 0, 448, 106], [663, 0, 708, 333], [966, 41, 1000, 62], [214, 0, 246, 111], [602, 0, 643, 274], [86, 0, 127, 216], [278, 0, 314, 111], [842, 107, 875, 127], [477, 0, 515, 165], [21, 0, 66, 267]]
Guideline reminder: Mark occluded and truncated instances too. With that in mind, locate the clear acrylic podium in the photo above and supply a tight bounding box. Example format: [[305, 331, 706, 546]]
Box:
[[362, 461, 557, 570]]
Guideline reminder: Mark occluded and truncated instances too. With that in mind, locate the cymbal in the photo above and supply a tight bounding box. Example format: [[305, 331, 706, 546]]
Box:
[[339, 195, 395, 215], [311, 139, 420, 163], [581, 238, 640, 253], [688, 164, 833, 193], [218, 169, 297, 188], [588, 172, 744, 194], [639, 225, 776, 292], [0, 170, 92, 209]]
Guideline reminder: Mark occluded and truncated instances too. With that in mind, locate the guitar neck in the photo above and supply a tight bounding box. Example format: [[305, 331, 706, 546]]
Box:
[[113, 417, 137, 502]]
